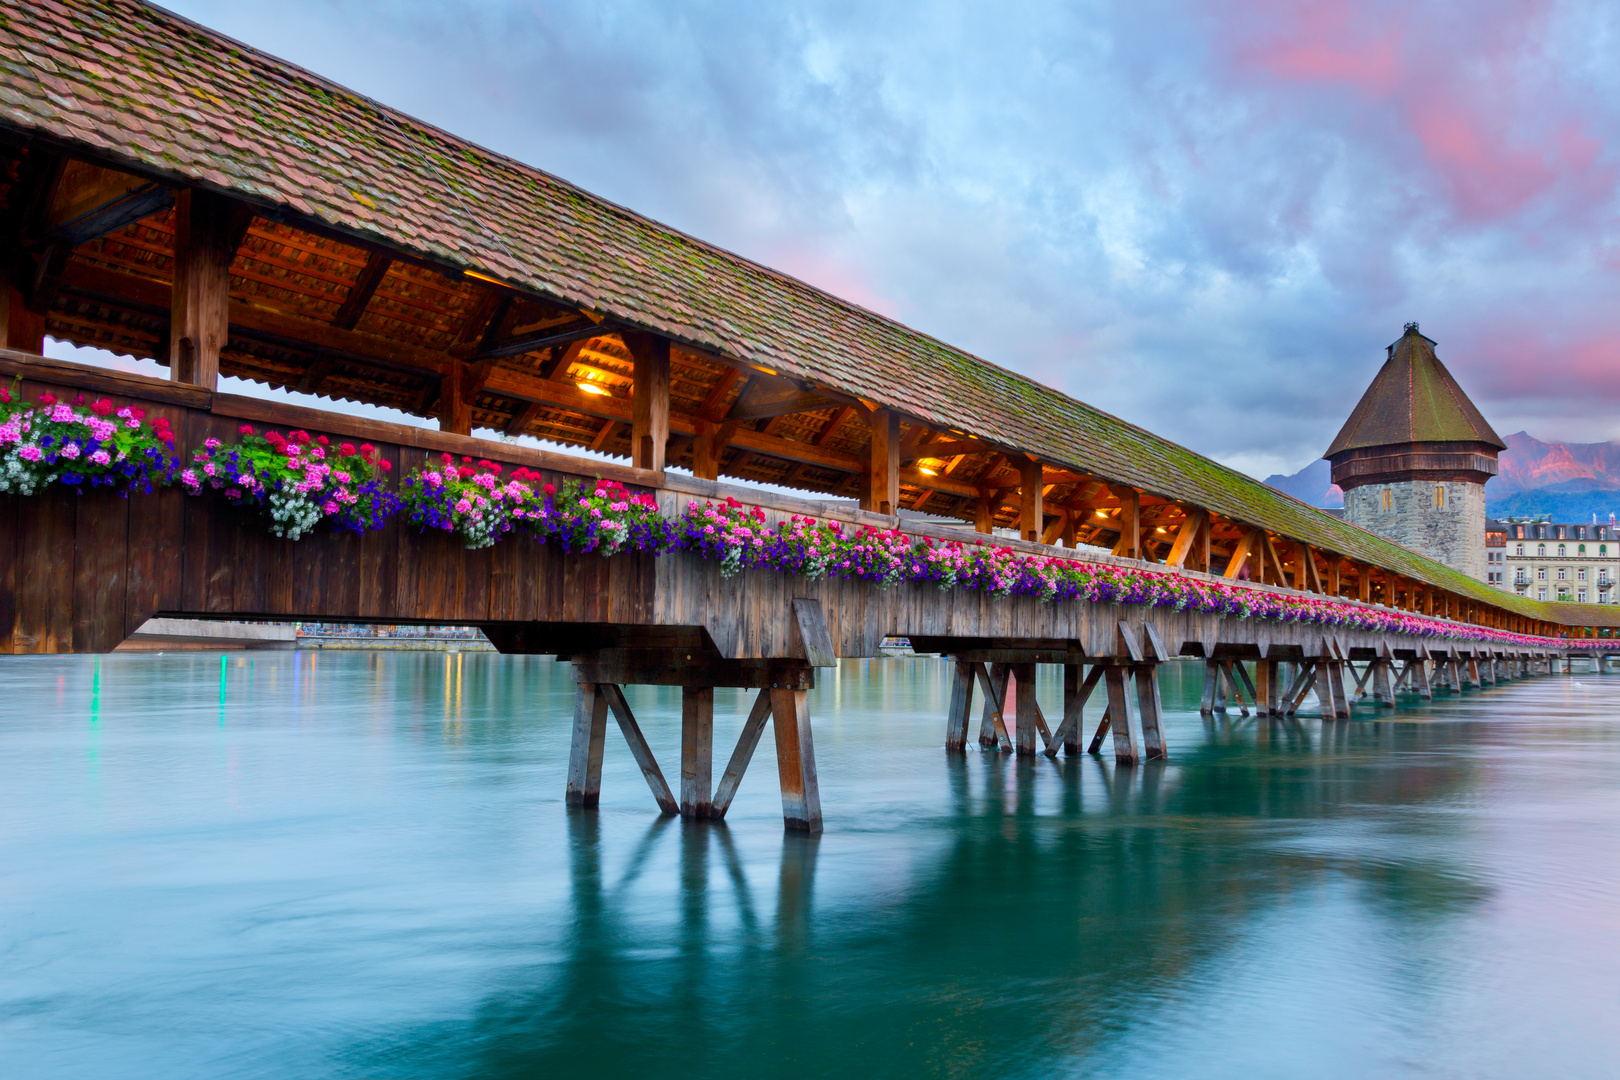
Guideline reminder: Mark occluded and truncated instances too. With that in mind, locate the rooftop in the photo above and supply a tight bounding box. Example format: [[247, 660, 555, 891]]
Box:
[[1325, 324, 1506, 458]]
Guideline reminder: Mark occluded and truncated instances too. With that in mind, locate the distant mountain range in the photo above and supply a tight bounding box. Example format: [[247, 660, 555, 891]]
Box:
[[1263, 432, 1620, 522]]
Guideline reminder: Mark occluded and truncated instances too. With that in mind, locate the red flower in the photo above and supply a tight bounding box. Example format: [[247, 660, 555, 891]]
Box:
[[340, 443, 356, 456], [0, 389, 8, 404], [74, 394, 85, 405], [477, 459, 492, 469], [458, 465, 476, 478], [543, 483, 556, 495], [38, 392, 57, 406], [462, 456, 472, 464], [359, 443, 375, 458], [489, 463, 501, 475], [93, 399, 115, 415], [378, 459, 392, 472], [239, 424, 255, 435], [130, 406, 146, 421], [316, 435, 329, 446], [439, 451, 453, 465], [294, 430, 311, 444]]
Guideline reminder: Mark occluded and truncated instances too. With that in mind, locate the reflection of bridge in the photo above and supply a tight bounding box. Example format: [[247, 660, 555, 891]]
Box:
[[0, 1, 1607, 832]]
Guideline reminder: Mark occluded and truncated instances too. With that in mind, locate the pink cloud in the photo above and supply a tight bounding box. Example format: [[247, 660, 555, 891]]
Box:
[[1212, 0, 1617, 224], [766, 243, 901, 320]]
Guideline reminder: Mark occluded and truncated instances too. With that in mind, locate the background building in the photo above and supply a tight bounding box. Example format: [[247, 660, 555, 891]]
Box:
[[1325, 323, 1506, 582], [1493, 519, 1620, 603]]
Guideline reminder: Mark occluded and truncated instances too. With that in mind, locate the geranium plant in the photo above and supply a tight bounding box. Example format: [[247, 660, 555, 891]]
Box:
[[0, 384, 179, 495], [535, 476, 668, 556], [181, 426, 398, 540], [401, 454, 542, 549]]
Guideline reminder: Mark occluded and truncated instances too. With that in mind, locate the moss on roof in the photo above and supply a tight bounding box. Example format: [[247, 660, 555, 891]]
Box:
[[0, 0, 1606, 630]]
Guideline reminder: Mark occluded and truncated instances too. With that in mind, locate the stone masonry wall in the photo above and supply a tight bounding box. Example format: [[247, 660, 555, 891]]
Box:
[[1344, 479, 1487, 582]]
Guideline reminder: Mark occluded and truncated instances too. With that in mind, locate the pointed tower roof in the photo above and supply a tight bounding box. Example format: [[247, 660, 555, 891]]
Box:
[[1325, 323, 1505, 458]]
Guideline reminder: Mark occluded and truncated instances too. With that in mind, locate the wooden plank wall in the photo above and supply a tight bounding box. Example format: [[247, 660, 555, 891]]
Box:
[[0, 362, 1569, 661]]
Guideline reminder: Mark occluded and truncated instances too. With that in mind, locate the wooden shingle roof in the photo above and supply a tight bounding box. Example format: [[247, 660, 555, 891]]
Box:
[[1326, 324, 1505, 456], [0, 0, 1613, 630]]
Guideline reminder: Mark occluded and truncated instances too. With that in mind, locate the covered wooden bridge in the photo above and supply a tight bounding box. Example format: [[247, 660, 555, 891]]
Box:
[[0, 0, 1614, 830]]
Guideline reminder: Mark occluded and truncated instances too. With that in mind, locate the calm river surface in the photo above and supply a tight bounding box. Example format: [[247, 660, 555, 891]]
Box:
[[2, 651, 1618, 1078]]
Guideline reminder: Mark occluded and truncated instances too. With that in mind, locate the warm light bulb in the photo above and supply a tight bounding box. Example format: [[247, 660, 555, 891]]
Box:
[[577, 382, 609, 396], [918, 466, 938, 476], [1096, 510, 1109, 518], [1156, 526, 1166, 533]]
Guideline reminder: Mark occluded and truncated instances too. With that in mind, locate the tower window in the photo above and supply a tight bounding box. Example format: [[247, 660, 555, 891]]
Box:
[[1381, 488, 1392, 512], [1433, 485, 1444, 509]]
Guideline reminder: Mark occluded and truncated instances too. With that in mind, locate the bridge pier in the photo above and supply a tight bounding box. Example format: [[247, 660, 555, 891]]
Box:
[[565, 652, 823, 833]]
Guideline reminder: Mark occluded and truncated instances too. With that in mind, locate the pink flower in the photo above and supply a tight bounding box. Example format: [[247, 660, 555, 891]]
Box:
[[88, 449, 110, 465], [204, 437, 221, 450], [323, 500, 339, 515], [454, 498, 472, 513], [19, 445, 42, 462], [59, 442, 81, 460], [334, 471, 351, 484], [203, 462, 217, 476], [310, 447, 325, 460], [50, 403, 75, 422]]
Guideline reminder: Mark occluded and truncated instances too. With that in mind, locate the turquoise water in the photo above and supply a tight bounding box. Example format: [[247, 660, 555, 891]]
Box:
[[2, 651, 1617, 1078]]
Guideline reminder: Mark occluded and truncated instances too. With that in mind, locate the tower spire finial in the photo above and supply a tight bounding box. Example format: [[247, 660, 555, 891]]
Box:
[[1404, 321, 1420, 335]]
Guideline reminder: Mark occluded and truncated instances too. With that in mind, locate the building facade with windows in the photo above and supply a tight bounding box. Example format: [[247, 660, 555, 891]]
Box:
[[1491, 520, 1620, 603]]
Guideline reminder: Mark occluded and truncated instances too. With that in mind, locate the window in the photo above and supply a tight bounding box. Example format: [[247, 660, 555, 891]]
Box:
[[1380, 488, 1392, 512], [1579, 588, 1588, 602], [1516, 570, 1527, 583], [1516, 543, 1525, 556], [1539, 587, 1548, 600], [1538, 544, 1547, 556], [1558, 568, 1567, 580], [1603, 544, 1609, 555], [1538, 567, 1547, 580], [1579, 568, 1588, 581], [1558, 544, 1567, 557], [1579, 544, 1587, 554], [1433, 485, 1444, 509]]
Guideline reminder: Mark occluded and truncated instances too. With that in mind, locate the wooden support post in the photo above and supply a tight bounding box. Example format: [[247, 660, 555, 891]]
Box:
[[439, 360, 476, 436], [1104, 664, 1139, 765], [945, 660, 974, 752], [1110, 486, 1141, 560], [1019, 459, 1043, 543], [974, 493, 997, 534], [169, 188, 240, 390], [1200, 658, 1219, 714], [1086, 706, 1113, 755], [1011, 662, 1040, 756], [711, 689, 773, 819], [1231, 661, 1260, 714], [680, 685, 714, 818], [1371, 659, 1396, 706], [600, 683, 679, 814], [1413, 657, 1433, 700], [1047, 663, 1102, 757], [1254, 659, 1274, 716], [1062, 663, 1084, 755], [692, 419, 732, 481], [625, 332, 671, 473], [770, 687, 822, 833], [565, 682, 609, 807], [975, 662, 1013, 751], [1167, 510, 1206, 568], [862, 409, 901, 515], [0, 285, 45, 352], [1285, 662, 1317, 716], [1135, 664, 1167, 760]]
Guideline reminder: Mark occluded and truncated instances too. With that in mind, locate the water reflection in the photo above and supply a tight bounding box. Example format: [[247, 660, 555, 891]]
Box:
[[0, 653, 1616, 1079]]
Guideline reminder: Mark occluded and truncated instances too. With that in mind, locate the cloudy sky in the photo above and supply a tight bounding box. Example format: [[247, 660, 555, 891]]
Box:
[[149, 0, 1620, 478]]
